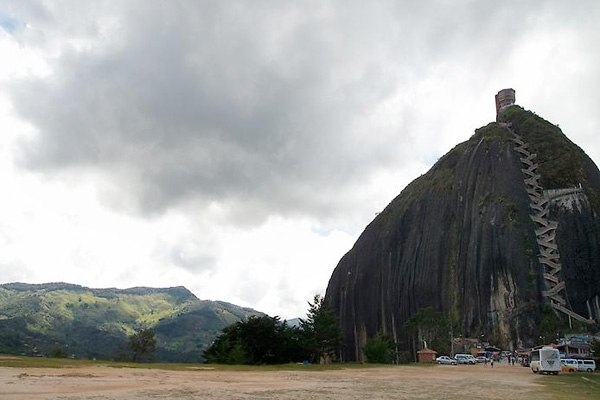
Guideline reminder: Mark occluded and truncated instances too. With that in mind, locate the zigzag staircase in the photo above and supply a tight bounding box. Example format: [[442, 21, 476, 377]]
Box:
[[502, 123, 594, 324]]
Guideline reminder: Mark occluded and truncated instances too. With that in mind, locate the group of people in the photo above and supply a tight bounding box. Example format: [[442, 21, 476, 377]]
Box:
[[505, 354, 518, 365], [483, 352, 522, 367]]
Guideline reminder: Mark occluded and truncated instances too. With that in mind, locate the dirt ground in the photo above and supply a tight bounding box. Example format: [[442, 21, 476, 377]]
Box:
[[0, 362, 547, 399]]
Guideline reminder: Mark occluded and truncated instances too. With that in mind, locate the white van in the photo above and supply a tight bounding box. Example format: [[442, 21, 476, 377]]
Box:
[[560, 358, 578, 372], [530, 347, 560, 375], [576, 359, 596, 372]]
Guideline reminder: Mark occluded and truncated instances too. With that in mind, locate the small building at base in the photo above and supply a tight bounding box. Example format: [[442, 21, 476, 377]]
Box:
[[417, 348, 437, 363]]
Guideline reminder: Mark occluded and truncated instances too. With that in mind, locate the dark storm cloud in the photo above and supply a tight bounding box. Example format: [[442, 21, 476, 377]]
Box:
[[7, 1, 588, 223], [10, 2, 402, 220]]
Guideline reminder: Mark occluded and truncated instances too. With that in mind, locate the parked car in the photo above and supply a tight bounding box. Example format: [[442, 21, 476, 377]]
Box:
[[476, 356, 488, 363], [436, 356, 457, 365], [454, 354, 477, 365], [561, 364, 576, 373], [561, 358, 578, 373]]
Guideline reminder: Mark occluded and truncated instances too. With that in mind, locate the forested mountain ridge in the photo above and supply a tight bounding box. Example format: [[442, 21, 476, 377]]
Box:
[[0, 282, 262, 362]]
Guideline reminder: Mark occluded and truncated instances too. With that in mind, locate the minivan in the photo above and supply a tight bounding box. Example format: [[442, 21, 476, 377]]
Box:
[[576, 359, 596, 372]]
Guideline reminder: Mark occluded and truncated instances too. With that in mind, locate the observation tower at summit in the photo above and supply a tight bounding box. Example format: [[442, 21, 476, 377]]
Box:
[[495, 88, 515, 120]]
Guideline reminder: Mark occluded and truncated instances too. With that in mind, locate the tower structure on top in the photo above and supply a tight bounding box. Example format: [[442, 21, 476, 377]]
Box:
[[495, 88, 515, 120]]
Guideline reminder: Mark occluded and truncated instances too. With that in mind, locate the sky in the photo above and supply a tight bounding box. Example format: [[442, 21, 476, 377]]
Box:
[[0, 1, 599, 320]]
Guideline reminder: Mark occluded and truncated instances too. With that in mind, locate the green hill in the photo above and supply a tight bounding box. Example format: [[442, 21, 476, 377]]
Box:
[[0, 282, 262, 362]]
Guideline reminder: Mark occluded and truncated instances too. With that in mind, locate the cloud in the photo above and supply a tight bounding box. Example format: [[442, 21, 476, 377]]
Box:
[[11, 1, 557, 225], [2, 0, 600, 318], [8, 2, 410, 225]]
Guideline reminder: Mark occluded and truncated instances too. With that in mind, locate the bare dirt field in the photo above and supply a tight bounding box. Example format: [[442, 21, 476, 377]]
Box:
[[0, 362, 555, 400]]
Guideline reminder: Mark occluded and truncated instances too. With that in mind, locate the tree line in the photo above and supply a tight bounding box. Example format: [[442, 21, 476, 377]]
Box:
[[203, 295, 341, 364], [120, 302, 600, 365], [127, 301, 454, 364]]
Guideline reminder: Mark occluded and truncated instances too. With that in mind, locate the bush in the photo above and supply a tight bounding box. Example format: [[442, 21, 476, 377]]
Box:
[[49, 345, 68, 358], [363, 332, 395, 364]]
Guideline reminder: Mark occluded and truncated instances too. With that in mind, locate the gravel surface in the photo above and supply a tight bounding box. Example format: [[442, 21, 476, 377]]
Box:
[[0, 363, 544, 399]]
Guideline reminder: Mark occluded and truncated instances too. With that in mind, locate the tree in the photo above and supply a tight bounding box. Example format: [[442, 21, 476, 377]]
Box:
[[202, 329, 245, 364], [299, 294, 342, 364], [203, 315, 305, 365], [128, 328, 156, 362], [363, 331, 395, 363], [49, 345, 68, 359], [203, 295, 342, 365], [591, 338, 600, 358], [537, 305, 564, 343], [404, 306, 449, 359]]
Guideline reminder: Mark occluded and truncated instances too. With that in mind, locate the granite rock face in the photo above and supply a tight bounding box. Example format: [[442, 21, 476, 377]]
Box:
[[325, 106, 600, 361]]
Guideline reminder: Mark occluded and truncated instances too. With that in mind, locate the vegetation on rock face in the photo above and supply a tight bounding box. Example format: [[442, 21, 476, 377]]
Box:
[[0, 283, 262, 362], [501, 105, 600, 212]]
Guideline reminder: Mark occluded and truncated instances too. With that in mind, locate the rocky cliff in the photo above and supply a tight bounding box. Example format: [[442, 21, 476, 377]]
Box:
[[325, 105, 600, 361]]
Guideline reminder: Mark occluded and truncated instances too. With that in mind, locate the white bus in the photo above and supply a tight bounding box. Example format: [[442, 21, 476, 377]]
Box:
[[530, 347, 560, 375]]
